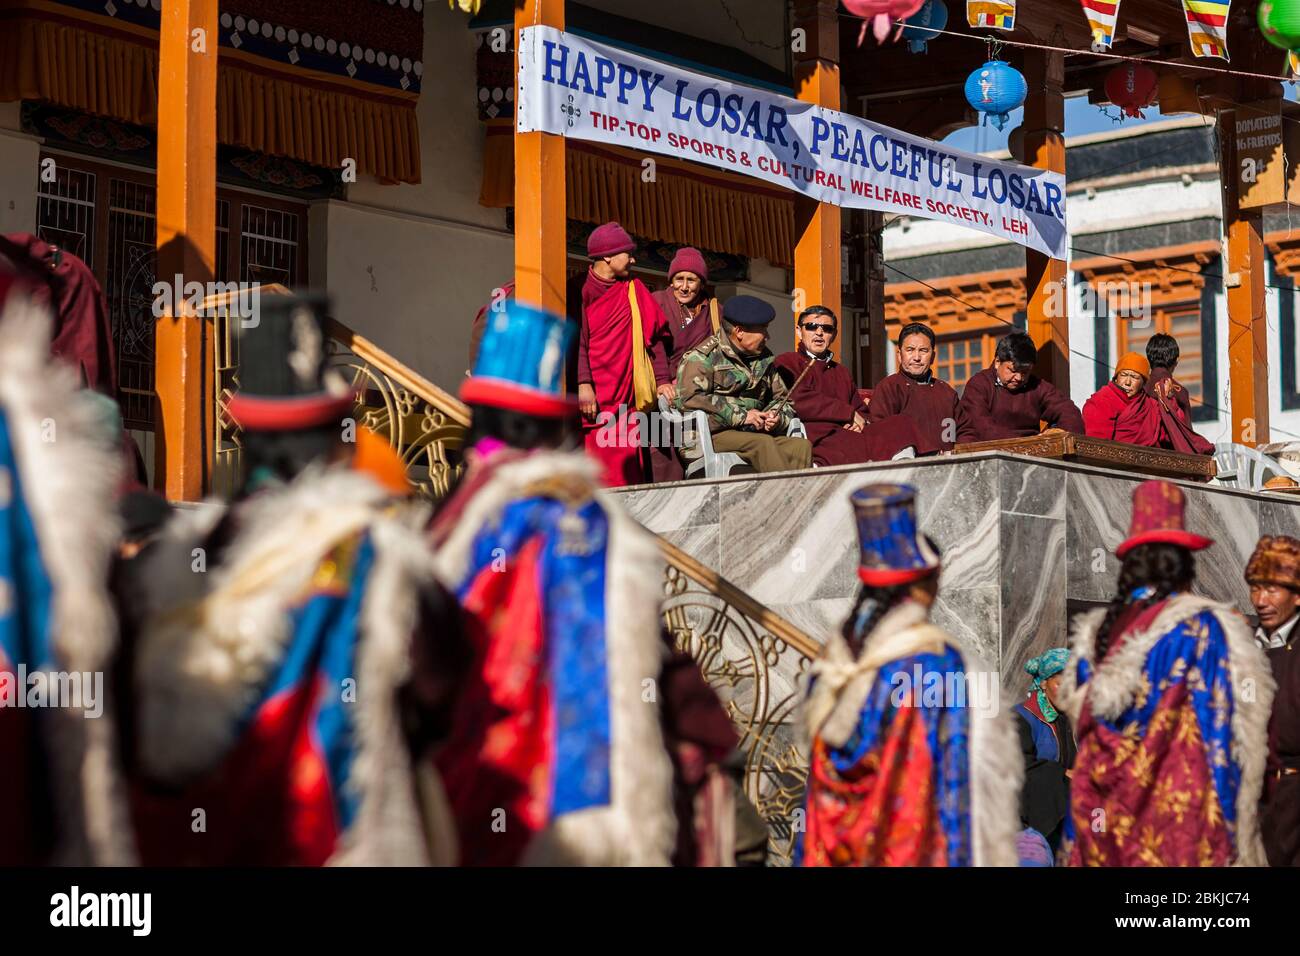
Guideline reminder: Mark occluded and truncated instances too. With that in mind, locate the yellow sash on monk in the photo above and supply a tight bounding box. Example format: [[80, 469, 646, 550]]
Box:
[[628, 282, 657, 412], [708, 298, 721, 336]]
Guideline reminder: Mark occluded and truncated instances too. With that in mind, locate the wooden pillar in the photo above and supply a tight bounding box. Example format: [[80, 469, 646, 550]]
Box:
[[792, 0, 841, 358], [1220, 109, 1271, 446], [513, 0, 566, 317], [1020, 50, 1070, 393], [154, 0, 218, 501]]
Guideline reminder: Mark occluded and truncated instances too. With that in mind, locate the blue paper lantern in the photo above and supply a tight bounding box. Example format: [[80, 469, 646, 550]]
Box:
[[964, 60, 1027, 131], [901, 0, 947, 54]]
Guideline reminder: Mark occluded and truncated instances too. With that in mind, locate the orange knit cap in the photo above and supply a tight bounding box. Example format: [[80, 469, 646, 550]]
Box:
[[1115, 351, 1150, 380]]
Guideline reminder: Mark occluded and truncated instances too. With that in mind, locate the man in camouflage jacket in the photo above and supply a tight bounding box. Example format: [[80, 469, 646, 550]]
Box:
[[674, 295, 812, 474]]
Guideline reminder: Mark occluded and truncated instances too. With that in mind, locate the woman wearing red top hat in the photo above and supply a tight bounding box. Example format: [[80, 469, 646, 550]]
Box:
[[798, 483, 1021, 867], [1059, 480, 1274, 866]]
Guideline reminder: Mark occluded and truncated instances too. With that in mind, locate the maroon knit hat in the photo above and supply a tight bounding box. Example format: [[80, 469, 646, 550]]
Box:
[[668, 247, 709, 282], [587, 222, 636, 258]]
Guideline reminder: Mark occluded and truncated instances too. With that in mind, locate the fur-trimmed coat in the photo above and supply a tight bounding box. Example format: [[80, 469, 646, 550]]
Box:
[[0, 287, 129, 865], [1059, 594, 1274, 866], [428, 448, 679, 866], [800, 600, 1023, 867], [124, 468, 465, 866]]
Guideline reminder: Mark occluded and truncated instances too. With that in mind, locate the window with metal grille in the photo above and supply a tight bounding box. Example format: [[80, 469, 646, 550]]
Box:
[[34, 153, 308, 438]]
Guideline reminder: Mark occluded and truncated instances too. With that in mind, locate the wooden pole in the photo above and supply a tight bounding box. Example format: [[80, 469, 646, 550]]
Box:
[[1220, 108, 1271, 446], [792, 0, 841, 358], [1020, 49, 1070, 394], [513, 0, 567, 317], [154, 0, 217, 501]]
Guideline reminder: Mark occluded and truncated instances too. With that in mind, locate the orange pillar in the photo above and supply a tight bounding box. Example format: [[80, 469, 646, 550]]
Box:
[[154, 0, 218, 501], [513, 0, 567, 317], [793, 0, 841, 358], [1220, 109, 1270, 446], [1020, 50, 1070, 393]]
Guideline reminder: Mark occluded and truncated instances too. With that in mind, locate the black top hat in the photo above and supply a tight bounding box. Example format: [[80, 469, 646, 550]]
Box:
[[225, 292, 356, 432]]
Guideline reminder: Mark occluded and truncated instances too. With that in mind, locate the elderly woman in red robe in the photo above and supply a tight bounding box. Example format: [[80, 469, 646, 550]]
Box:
[[650, 248, 721, 482], [775, 307, 923, 466], [1082, 352, 1164, 446], [575, 222, 673, 487]]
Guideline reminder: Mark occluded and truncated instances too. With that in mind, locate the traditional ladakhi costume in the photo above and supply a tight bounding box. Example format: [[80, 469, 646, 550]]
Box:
[[1245, 535, 1300, 866], [123, 294, 465, 866], [650, 247, 720, 483], [434, 300, 731, 865], [774, 350, 923, 465], [1059, 480, 1274, 866], [0, 268, 131, 865], [1014, 647, 1076, 854], [797, 484, 1021, 867], [575, 222, 671, 487]]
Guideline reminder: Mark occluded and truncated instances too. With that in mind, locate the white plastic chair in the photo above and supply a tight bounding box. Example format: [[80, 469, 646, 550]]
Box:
[[658, 396, 806, 479], [1213, 442, 1285, 491]]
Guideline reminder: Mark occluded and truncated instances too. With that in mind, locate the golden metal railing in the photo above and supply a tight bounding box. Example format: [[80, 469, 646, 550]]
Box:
[[207, 284, 815, 864], [660, 541, 814, 867], [210, 284, 470, 499]]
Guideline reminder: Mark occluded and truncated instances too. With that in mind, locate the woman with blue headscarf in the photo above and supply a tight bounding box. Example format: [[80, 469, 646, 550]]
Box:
[[1015, 647, 1077, 855]]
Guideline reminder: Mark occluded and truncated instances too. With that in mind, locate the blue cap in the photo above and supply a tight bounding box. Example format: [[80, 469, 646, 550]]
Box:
[[722, 295, 776, 327], [850, 483, 941, 585], [460, 300, 578, 418]]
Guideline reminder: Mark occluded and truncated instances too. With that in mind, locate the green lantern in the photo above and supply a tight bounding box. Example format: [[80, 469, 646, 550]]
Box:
[[1260, 0, 1300, 50]]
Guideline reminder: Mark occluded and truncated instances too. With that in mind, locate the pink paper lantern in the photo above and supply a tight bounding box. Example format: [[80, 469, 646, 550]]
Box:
[[843, 0, 928, 44]]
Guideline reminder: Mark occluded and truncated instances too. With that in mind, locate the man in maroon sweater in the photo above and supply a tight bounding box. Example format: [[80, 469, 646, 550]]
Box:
[[774, 306, 922, 466], [867, 322, 963, 453], [956, 331, 1083, 442]]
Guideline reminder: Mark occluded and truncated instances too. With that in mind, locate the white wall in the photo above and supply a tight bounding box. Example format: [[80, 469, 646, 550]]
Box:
[[0, 102, 39, 235], [314, 198, 513, 388], [315, 5, 512, 388]]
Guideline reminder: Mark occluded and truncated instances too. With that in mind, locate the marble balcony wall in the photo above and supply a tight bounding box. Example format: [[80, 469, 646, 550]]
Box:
[[617, 453, 1298, 699]]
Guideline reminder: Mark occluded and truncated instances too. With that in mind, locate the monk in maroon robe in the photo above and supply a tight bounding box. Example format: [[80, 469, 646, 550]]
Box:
[[1083, 352, 1165, 446], [775, 307, 922, 466], [1143, 333, 1213, 456], [956, 332, 1083, 442], [0, 233, 115, 395], [576, 222, 672, 487], [650, 247, 720, 482], [867, 322, 963, 453]]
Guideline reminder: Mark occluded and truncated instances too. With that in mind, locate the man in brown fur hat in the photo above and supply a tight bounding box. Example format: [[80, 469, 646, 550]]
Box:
[[1247, 535, 1300, 866], [1247, 535, 1300, 651]]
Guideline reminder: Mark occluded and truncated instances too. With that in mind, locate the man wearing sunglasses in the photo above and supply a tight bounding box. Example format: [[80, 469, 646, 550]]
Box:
[[774, 307, 922, 466]]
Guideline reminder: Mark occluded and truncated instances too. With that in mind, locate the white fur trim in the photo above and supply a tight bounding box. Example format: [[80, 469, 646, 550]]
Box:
[[960, 641, 1023, 867], [432, 450, 677, 865], [0, 293, 131, 865], [135, 469, 393, 782], [1065, 594, 1275, 865], [330, 515, 444, 865]]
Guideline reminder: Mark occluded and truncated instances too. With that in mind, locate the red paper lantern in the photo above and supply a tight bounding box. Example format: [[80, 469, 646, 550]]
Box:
[[843, 0, 927, 44], [1105, 62, 1158, 119]]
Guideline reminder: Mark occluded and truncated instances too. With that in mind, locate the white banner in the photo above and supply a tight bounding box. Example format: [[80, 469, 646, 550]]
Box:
[[517, 27, 1067, 259]]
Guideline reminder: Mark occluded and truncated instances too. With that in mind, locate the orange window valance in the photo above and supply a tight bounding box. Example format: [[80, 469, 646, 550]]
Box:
[[480, 122, 797, 267], [0, 0, 422, 183]]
